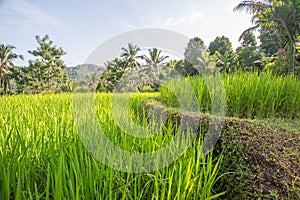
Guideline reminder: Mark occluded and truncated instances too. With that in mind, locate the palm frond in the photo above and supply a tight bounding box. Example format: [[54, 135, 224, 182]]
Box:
[[239, 25, 260, 41]]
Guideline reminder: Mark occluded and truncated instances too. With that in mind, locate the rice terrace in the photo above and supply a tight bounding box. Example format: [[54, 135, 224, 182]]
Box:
[[1, 0, 300, 199]]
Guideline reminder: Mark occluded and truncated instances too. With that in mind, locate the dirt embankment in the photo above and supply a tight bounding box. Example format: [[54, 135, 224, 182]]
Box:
[[140, 100, 300, 199]]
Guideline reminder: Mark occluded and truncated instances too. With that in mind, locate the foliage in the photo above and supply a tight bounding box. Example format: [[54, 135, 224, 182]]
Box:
[[236, 32, 261, 71], [121, 43, 141, 69], [259, 26, 281, 56], [208, 36, 234, 55], [161, 72, 300, 119], [263, 58, 290, 75], [184, 37, 206, 76], [214, 51, 237, 73], [26, 35, 68, 93], [100, 58, 127, 92], [0, 93, 225, 199], [0, 44, 23, 94], [138, 48, 169, 65], [234, 0, 300, 72]]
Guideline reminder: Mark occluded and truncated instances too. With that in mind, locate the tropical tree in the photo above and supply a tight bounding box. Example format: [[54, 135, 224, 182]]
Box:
[[86, 73, 99, 92], [138, 48, 169, 65], [28, 35, 67, 92], [214, 51, 237, 73], [166, 59, 187, 76], [234, 0, 300, 72], [234, 0, 274, 41], [236, 32, 261, 70], [121, 43, 141, 69], [184, 37, 206, 65], [208, 36, 234, 55], [184, 37, 206, 75], [100, 58, 127, 92], [272, 0, 300, 72], [0, 44, 23, 94], [259, 26, 281, 56]]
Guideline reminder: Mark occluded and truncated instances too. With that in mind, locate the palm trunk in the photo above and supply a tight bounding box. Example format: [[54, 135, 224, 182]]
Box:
[[3, 78, 7, 94], [0, 67, 2, 91], [289, 43, 295, 74]]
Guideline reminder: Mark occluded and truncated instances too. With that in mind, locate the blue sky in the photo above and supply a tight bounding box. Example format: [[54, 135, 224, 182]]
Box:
[[0, 0, 253, 66]]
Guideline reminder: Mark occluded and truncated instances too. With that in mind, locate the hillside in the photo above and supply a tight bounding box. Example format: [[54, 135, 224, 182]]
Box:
[[65, 64, 106, 81]]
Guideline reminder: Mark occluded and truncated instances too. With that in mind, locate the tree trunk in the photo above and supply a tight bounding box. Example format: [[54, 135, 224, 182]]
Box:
[[48, 69, 50, 91], [3, 78, 7, 94], [289, 43, 295, 74]]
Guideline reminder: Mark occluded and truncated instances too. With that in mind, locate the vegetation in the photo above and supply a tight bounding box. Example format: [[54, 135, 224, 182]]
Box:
[[161, 72, 300, 119], [141, 99, 300, 199], [0, 0, 300, 199], [234, 0, 300, 72], [0, 93, 225, 199], [208, 36, 234, 56], [0, 44, 23, 94]]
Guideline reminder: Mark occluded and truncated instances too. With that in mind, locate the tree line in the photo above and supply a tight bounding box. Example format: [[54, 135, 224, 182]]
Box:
[[1, 0, 299, 94], [0, 35, 67, 94]]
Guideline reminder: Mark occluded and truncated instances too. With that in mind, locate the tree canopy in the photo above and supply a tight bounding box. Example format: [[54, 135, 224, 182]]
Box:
[[208, 36, 234, 55], [0, 44, 23, 94]]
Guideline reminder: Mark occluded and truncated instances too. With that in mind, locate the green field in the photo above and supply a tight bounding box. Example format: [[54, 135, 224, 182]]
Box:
[[0, 93, 224, 199], [0, 73, 300, 199]]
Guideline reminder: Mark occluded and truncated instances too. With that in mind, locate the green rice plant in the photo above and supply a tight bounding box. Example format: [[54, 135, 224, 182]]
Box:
[[0, 93, 224, 199], [161, 72, 300, 119]]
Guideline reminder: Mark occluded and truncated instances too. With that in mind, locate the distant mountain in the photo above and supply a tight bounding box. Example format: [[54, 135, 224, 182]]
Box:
[[65, 64, 106, 81]]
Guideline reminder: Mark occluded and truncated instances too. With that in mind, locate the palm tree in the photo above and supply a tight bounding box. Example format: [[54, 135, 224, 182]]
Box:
[[271, 0, 300, 72], [121, 43, 141, 69], [0, 44, 23, 94], [234, 0, 274, 41], [138, 48, 169, 65], [166, 60, 178, 69], [234, 0, 300, 71]]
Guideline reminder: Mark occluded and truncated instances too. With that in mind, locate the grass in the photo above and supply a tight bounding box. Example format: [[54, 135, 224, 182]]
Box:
[[161, 72, 300, 119], [141, 100, 300, 199], [0, 93, 224, 199], [158, 72, 300, 199], [1, 72, 299, 199]]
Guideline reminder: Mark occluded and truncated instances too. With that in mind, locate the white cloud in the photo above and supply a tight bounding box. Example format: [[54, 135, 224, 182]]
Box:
[[120, 20, 137, 30], [164, 11, 204, 26], [1, 0, 58, 28]]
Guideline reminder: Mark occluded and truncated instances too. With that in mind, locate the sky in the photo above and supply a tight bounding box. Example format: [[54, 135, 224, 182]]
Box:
[[0, 0, 254, 67]]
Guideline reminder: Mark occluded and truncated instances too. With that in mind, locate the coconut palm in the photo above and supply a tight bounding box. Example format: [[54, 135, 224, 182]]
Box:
[[138, 48, 169, 65], [121, 43, 141, 69], [271, 0, 300, 72], [234, 0, 300, 71], [234, 0, 274, 41], [0, 44, 23, 94]]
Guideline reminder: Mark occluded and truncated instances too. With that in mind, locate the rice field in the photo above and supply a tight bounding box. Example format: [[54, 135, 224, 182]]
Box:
[[161, 72, 300, 119], [1, 72, 299, 199], [0, 93, 224, 200]]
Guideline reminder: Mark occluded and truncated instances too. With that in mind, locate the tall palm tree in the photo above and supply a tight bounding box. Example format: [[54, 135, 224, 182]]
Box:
[[138, 48, 169, 65], [234, 0, 300, 71], [0, 44, 23, 94], [271, 0, 300, 72], [234, 0, 274, 41], [121, 43, 141, 69]]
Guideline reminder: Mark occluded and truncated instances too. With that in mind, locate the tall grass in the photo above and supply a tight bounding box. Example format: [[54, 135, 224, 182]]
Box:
[[161, 72, 300, 119], [0, 93, 224, 199]]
